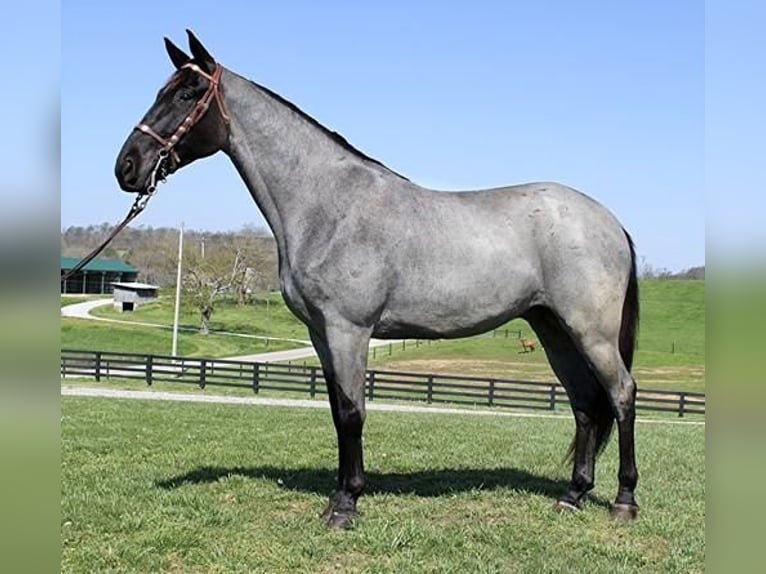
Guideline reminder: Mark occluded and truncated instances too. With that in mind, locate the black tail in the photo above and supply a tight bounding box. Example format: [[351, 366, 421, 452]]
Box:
[[566, 230, 639, 462], [619, 230, 640, 372]]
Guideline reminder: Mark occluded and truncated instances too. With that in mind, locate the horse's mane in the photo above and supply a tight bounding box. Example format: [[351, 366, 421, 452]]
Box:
[[248, 79, 410, 182]]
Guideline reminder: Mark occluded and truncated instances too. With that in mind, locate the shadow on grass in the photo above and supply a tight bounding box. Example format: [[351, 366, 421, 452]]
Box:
[[155, 465, 611, 508]]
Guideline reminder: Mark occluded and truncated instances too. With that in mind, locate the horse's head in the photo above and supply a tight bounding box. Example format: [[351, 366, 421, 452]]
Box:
[[115, 30, 230, 193]]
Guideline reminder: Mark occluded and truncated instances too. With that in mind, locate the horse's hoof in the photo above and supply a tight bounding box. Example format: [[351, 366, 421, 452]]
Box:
[[610, 503, 639, 521], [322, 508, 357, 529], [553, 499, 580, 513]]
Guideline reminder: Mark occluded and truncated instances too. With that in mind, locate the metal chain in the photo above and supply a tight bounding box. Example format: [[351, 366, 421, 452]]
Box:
[[61, 150, 168, 284]]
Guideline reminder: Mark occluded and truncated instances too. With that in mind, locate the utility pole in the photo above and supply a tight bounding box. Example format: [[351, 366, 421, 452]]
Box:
[[171, 223, 184, 357]]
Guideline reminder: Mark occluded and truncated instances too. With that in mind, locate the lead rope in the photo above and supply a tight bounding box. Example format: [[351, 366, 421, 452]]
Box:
[[60, 151, 167, 284]]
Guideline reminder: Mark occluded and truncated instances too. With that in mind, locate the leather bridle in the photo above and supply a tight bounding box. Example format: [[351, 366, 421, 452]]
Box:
[[135, 62, 230, 181], [61, 62, 230, 285]]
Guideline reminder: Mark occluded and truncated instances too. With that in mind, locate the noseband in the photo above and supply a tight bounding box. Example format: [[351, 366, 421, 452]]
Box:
[[134, 62, 230, 191]]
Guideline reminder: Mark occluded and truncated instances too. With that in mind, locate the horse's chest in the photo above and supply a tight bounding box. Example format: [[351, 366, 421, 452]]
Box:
[[279, 273, 313, 325]]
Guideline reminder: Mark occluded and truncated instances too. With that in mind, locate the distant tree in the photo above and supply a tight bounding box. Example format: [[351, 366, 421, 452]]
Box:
[[638, 256, 670, 279], [224, 226, 275, 306], [182, 243, 237, 335], [638, 255, 704, 280], [672, 266, 705, 280]]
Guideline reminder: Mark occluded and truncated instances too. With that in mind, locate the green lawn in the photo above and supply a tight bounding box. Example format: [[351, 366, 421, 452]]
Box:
[[637, 280, 704, 356], [61, 318, 300, 358], [89, 291, 310, 342], [61, 396, 704, 573], [62, 292, 309, 358], [62, 280, 704, 391], [365, 280, 705, 393]]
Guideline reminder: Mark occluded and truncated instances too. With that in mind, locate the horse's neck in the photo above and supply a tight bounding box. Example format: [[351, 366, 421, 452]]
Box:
[[221, 70, 366, 256]]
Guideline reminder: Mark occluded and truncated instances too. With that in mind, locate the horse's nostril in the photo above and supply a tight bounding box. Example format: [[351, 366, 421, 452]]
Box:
[[121, 157, 134, 177]]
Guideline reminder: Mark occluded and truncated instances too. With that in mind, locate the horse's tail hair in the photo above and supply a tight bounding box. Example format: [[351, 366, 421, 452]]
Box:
[[565, 388, 614, 463], [619, 230, 640, 373], [566, 230, 639, 463]]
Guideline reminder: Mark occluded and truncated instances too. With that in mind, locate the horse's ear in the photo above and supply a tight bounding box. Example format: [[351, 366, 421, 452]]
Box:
[[186, 29, 216, 73], [164, 37, 191, 69]]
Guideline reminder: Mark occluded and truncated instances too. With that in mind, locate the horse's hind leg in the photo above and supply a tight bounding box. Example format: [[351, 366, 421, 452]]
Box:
[[525, 307, 611, 510], [605, 361, 639, 519], [309, 321, 372, 529], [549, 308, 639, 519], [580, 336, 639, 519]]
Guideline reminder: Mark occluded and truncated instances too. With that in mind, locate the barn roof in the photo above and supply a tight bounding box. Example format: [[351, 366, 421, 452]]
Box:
[[111, 282, 159, 290], [61, 257, 138, 273]]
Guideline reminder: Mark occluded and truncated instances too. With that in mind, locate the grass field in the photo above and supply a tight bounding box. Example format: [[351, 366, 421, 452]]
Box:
[[60, 281, 705, 571], [61, 396, 704, 573], [62, 280, 704, 391], [342, 280, 704, 392], [62, 293, 308, 358], [61, 318, 300, 357], [90, 292, 309, 342]]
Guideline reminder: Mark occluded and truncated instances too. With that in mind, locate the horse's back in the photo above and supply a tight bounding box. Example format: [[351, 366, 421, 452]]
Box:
[[371, 181, 631, 338]]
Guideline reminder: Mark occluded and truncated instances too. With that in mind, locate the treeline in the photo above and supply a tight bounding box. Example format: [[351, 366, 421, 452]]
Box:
[[61, 223, 279, 289], [639, 264, 705, 280], [61, 223, 704, 287], [669, 266, 704, 280]]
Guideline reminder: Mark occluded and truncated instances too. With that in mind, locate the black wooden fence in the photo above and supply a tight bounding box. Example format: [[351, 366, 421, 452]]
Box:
[[61, 349, 705, 417]]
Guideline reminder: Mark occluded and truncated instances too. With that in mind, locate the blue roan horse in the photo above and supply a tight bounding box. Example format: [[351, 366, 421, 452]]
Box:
[[116, 31, 640, 528]]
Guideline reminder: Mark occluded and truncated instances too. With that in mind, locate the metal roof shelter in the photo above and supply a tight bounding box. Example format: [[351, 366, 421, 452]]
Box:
[[111, 282, 159, 312], [60, 257, 139, 294]]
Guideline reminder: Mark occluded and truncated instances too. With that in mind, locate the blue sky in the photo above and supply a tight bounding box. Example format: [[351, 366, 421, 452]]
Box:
[[60, 1, 705, 271]]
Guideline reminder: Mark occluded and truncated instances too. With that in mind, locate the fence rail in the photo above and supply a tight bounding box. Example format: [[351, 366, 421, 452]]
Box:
[[61, 349, 705, 417]]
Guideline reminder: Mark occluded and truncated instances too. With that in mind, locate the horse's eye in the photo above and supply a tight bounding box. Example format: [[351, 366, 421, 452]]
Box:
[[177, 87, 196, 101]]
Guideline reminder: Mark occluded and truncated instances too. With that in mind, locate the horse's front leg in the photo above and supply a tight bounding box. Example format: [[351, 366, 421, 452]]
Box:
[[310, 322, 372, 529]]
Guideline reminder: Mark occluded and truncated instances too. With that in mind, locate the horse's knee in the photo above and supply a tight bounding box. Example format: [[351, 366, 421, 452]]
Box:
[[337, 401, 365, 430]]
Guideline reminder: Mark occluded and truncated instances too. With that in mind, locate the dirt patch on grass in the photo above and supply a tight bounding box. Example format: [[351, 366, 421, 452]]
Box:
[[375, 359, 554, 380], [374, 360, 705, 391], [633, 366, 706, 389]]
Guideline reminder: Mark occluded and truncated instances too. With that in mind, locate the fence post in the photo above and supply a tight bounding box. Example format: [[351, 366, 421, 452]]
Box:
[[488, 379, 495, 407], [94, 352, 102, 382], [309, 367, 317, 398], [549, 384, 557, 410], [373, 347, 376, 360], [199, 359, 206, 389], [402, 340, 406, 351], [678, 393, 686, 418], [252, 363, 260, 394], [427, 375, 434, 404], [368, 371, 376, 401], [145, 355, 153, 386]]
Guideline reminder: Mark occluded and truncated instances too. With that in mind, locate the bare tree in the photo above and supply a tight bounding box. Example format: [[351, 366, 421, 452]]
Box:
[[182, 244, 237, 335], [226, 225, 277, 306]]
